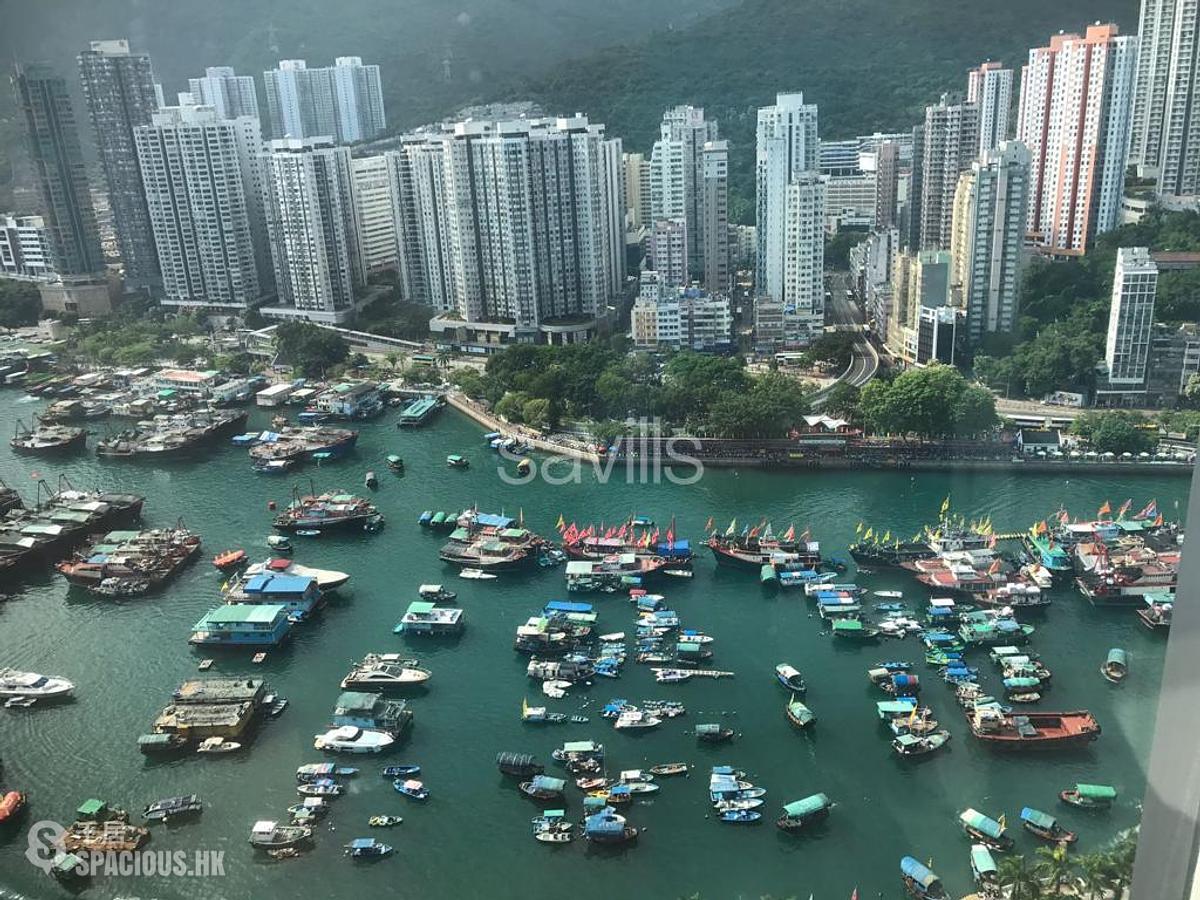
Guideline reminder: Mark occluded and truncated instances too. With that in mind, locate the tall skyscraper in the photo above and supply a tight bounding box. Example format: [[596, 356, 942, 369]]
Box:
[[188, 66, 260, 121], [875, 141, 900, 229], [782, 172, 826, 336], [1130, 0, 1200, 197], [919, 94, 979, 250], [756, 92, 823, 338], [1106, 247, 1159, 384], [967, 61, 1013, 157], [261, 137, 362, 322], [263, 57, 385, 144], [12, 62, 104, 276], [385, 115, 624, 336], [600, 137, 628, 299], [1017, 24, 1137, 254], [350, 154, 398, 275], [78, 39, 161, 288], [649, 106, 729, 289], [649, 218, 689, 288], [623, 151, 651, 230], [950, 141, 1031, 345], [134, 104, 271, 309]]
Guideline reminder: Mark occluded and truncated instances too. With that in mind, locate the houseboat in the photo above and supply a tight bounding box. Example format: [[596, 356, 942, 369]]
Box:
[[393, 602, 464, 635], [189, 603, 293, 647], [225, 572, 323, 621], [329, 690, 413, 738], [397, 395, 444, 427]]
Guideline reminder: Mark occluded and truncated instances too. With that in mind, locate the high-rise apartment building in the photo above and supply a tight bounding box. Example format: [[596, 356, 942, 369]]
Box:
[[649, 106, 729, 289], [350, 154, 398, 275], [134, 104, 271, 309], [1130, 0, 1200, 197], [386, 116, 624, 341], [887, 249, 953, 365], [650, 218, 689, 288], [756, 92, 824, 339], [1017, 24, 1137, 253], [261, 137, 362, 322], [12, 62, 105, 276], [919, 95, 979, 250], [263, 57, 386, 144], [0, 214, 53, 279], [950, 141, 1030, 345], [78, 39, 161, 288], [967, 61, 1013, 157], [875, 141, 900, 229], [1106, 247, 1159, 384], [623, 151, 652, 230], [187, 66, 260, 121]]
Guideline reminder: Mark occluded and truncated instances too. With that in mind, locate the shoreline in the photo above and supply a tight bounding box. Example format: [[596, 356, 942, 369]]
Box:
[[442, 402, 1193, 478]]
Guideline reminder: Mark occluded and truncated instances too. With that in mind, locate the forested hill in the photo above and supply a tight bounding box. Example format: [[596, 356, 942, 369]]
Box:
[[514, 0, 1138, 221]]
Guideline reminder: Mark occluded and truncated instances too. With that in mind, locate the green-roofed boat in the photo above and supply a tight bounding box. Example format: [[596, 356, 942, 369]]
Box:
[[1060, 783, 1116, 810], [970, 843, 999, 891], [446, 455, 469, 469], [1101, 648, 1128, 684], [776, 793, 833, 831], [958, 807, 1013, 851], [832, 618, 880, 641], [785, 695, 816, 729]]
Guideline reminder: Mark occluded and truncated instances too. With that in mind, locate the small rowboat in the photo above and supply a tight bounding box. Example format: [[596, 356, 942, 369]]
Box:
[[648, 763, 689, 777], [381, 765, 421, 778], [535, 829, 572, 843], [1060, 783, 1116, 810], [393, 779, 429, 800], [197, 737, 241, 754], [213, 549, 247, 570], [719, 809, 762, 824], [874, 590, 904, 599], [459, 568, 496, 580], [364, 471, 378, 490], [295, 529, 321, 538], [252, 652, 267, 664], [386, 454, 404, 472]]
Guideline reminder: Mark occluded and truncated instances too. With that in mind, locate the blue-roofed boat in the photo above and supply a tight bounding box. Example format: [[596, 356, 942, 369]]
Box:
[[775, 664, 807, 693], [584, 807, 637, 844], [900, 856, 948, 899], [1020, 806, 1077, 843], [344, 837, 392, 858], [520, 775, 567, 801], [970, 843, 999, 891]]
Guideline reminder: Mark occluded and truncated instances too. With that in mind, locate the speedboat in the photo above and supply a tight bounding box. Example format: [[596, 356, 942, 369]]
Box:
[[196, 737, 241, 754], [381, 765, 421, 778], [296, 781, 343, 798], [345, 837, 392, 858], [0, 668, 74, 700], [243, 557, 350, 590], [314, 726, 395, 754], [719, 809, 762, 824], [459, 568, 496, 580], [249, 821, 312, 849], [143, 795, 203, 822]]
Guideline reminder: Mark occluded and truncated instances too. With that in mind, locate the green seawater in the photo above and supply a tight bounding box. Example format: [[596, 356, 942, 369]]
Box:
[[0, 397, 1190, 900]]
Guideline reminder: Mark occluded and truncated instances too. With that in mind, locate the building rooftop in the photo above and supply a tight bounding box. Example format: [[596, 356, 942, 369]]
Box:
[[174, 679, 265, 704], [194, 604, 288, 627]]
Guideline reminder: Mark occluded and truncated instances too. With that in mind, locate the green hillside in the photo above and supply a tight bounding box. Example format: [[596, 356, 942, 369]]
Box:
[[513, 0, 1139, 220]]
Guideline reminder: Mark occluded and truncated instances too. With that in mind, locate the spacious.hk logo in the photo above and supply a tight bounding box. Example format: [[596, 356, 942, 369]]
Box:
[[497, 417, 704, 486], [26, 820, 225, 878]]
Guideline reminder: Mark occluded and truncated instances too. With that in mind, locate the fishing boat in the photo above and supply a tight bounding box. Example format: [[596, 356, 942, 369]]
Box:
[[143, 795, 203, 823], [1020, 807, 1077, 843], [775, 793, 834, 831], [695, 723, 735, 743], [296, 782, 343, 798], [393, 779, 429, 800], [719, 809, 762, 824], [584, 807, 637, 844], [212, 549, 247, 571], [707, 523, 824, 572], [497, 752, 544, 778], [714, 798, 764, 812], [459, 568, 496, 580], [959, 808, 1013, 851], [196, 737, 241, 754], [1059, 783, 1117, 810], [446, 455, 469, 469], [967, 707, 1101, 750], [272, 489, 380, 533], [1101, 648, 1128, 684], [613, 709, 663, 730], [381, 765, 421, 778], [831, 618, 880, 641], [648, 762, 689, 777], [386, 455, 404, 472], [344, 837, 392, 858], [520, 775, 567, 801], [785, 695, 816, 729], [775, 663, 807, 693], [369, 815, 403, 827], [892, 731, 951, 757], [314, 726, 395, 754], [249, 821, 313, 850], [1137, 595, 1173, 632], [418, 584, 457, 602], [296, 763, 359, 781], [900, 856, 948, 899], [10, 420, 87, 455], [970, 843, 999, 893], [137, 733, 190, 755], [287, 798, 330, 823]]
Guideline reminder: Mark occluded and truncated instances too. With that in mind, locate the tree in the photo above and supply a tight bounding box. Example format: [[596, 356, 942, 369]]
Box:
[[823, 382, 861, 420], [857, 365, 999, 438], [807, 331, 857, 369], [494, 390, 531, 423], [998, 854, 1044, 900], [450, 367, 485, 398], [1071, 410, 1156, 455], [951, 383, 1001, 435], [0, 280, 42, 328], [1034, 844, 1073, 894], [522, 397, 550, 429], [1183, 373, 1200, 407], [273, 321, 349, 377], [1076, 852, 1110, 900]]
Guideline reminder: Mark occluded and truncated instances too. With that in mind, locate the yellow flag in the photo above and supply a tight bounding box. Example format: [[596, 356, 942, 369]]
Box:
[[864, 527, 874, 541], [940, 496, 950, 516], [882, 531, 891, 543], [855, 521, 863, 535], [998, 812, 1006, 830]]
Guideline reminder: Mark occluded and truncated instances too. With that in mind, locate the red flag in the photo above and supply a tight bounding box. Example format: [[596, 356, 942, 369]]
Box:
[[1154, 513, 1164, 526], [704, 516, 714, 532], [616, 524, 627, 541], [563, 523, 578, 544], [666, 523, 675, 551]]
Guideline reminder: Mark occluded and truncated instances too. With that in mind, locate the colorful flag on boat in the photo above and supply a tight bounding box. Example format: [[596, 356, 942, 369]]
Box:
[[725, 519, 737, 537], [783, 524, 796, 542], [1154, 513, 1164, 526], [855, 521, 863, 535], [704, 516, 714, 532], [1098, 500, 1112, 517], [1058, 508, 1070, 525], [940, 496, 950, 516], [556, 514, 565, 531], [1117, 498, 1132, 519], [1135, 500, 1157, 520]]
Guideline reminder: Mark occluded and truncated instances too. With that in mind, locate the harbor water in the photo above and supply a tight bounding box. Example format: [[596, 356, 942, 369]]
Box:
[[0, 398, 1190, 899]]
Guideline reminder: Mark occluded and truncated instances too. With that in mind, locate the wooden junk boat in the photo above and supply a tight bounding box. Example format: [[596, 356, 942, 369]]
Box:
[[967, 706, 1100, 750]]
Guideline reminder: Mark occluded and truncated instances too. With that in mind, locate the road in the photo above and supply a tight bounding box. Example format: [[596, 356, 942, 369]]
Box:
[[811, 273, 879, 408]]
